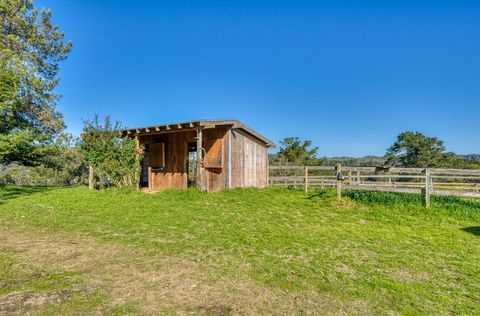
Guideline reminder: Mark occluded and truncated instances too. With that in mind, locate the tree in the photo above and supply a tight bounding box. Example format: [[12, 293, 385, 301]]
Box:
[[385, 131, 455, 168], [79, 116, 144, 188], [274, 137, 318, 165], [1, 133, 87, 186], [0, 0, 72, 165]]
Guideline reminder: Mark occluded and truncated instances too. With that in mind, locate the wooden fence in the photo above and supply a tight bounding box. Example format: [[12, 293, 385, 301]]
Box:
[[268, 165, 480, 207]]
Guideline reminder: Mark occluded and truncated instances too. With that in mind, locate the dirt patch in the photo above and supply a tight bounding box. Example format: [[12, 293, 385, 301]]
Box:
[[0, 272, 48, 289], [335, 264, 357, 279], [0, 288, 87, 314], [390, 269, 430, 283]]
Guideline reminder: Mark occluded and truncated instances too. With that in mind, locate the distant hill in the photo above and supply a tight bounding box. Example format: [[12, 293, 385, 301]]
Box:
[[320, 156, 386, 167], [458, 154, 480, 161]]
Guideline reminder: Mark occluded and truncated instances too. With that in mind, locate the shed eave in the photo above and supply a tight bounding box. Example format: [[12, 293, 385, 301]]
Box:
[[120, 118, 276, 148]]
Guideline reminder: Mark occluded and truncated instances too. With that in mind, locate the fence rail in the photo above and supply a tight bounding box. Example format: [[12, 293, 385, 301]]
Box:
[[268, 165, 480, 206]]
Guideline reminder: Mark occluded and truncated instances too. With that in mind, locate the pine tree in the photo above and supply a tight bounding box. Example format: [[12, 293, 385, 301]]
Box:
[[0, 0, 72, 165]]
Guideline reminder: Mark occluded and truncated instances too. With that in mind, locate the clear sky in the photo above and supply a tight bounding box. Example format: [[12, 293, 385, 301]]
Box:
[[37, 0, 480, 156]]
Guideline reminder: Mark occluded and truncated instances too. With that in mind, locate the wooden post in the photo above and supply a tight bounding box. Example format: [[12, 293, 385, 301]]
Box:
[[148, 166, 152, 192], [266, 159, 270, 188], [424, 168, 431, 208], [135, 135, 140, 188], [196, 128, 203, 191], [388, 174, 392, 188], [336, 163, 342, 199], [356, 170, 361, 184], [304, 166, 309, 193], [348, 170, 352, 185], [88, 166, 94, 189]]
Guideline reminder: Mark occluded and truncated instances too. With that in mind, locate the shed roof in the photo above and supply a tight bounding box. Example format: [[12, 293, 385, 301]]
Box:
[[120, 119, 275, 148]]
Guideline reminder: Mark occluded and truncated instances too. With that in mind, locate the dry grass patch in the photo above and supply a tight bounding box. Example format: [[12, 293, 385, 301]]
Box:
[[0, 227, 368, 315]]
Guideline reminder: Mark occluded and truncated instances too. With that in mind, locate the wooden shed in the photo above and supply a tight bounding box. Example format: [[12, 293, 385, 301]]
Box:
[[120, 119, 275, 192]]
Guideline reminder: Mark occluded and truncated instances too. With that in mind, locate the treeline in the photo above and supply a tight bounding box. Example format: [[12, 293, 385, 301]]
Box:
[[270, 133, 480, 169]]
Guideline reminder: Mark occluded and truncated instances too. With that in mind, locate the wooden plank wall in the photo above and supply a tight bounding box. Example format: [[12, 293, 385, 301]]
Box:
[[230, 129, 268, 188], [139, 126, 231, 192], [203, 126, 229, 192], [140, 130, 195, 190]]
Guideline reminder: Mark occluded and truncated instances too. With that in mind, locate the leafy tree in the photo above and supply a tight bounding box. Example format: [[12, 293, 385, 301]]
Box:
[[80, 116, 144, 188], [273, 137, 318, 165], [0, 0, 72, 165], [1, 133, 87, 186], [385, 131, 455, 168]]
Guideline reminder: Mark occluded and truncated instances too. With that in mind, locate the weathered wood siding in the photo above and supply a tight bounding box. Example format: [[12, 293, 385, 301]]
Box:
[[202, 126, 229, 192], [139, 126, 231, 192], [137, 125, 268, 192], [230, 129, 268, 188], [140, 130, 193, 190]]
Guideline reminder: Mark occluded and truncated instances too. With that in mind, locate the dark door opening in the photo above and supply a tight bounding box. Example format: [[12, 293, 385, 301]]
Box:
[[140, 145, 150, 187], [187, 142, 197, 187]]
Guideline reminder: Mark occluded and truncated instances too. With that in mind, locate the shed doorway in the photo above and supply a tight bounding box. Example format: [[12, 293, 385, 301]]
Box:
[[140, 146, 149, 188], [187, 142, 198, 188]]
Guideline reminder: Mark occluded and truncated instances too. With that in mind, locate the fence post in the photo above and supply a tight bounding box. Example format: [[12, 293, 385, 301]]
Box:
[[348, 170, 352, 185], [148, 166, 152, 192], [135, 135, 140, 189], [266, 161, 270, 187], [336, 163, 342, 199], [424, 168, 431, 208], [304, 166, 309, 193], [88, 166, 94, 189], [356, 170, 361, 184]]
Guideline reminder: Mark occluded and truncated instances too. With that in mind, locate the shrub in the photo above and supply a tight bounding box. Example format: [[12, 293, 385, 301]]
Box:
[[79, 115, 143, 188], [0, 133, 87, 186]]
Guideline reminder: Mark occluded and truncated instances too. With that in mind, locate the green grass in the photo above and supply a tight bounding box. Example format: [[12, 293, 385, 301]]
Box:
[[0, 185, 479, 315]]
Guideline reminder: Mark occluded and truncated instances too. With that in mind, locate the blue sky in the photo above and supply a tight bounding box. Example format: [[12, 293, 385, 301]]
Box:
[[38, 0, 480, 156]]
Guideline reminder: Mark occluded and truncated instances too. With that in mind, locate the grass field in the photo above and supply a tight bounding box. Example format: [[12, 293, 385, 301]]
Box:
[[1, 186, 479, 315]]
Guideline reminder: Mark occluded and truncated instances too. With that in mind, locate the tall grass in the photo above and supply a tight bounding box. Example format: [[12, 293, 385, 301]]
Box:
[[343, 189, 480, 214]]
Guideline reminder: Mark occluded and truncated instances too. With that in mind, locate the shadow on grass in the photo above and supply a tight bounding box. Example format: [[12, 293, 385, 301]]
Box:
[[461, 226, 480, 237], [0, 185, 53, 205], [307, 189, 335, 200]]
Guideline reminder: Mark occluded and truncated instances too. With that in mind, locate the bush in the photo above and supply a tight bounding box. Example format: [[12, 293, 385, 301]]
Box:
[[0, 133, 87, 186], [0, 163, 85, 186], [79, 115, 143, 188]]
